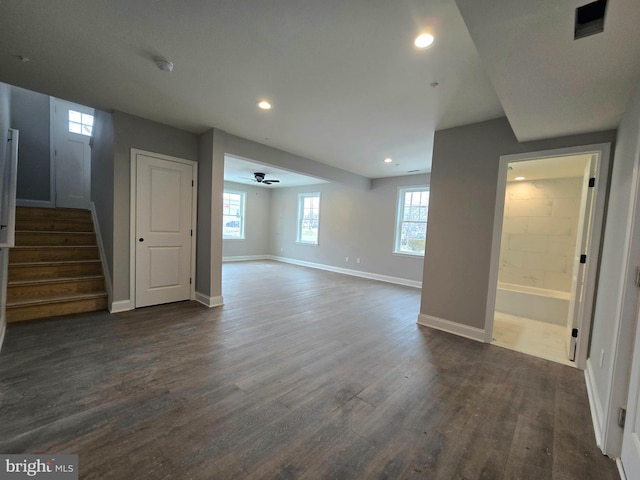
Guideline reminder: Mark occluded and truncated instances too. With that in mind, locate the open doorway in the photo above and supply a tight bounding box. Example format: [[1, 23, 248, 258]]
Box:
[[485, 145, 610, 368]]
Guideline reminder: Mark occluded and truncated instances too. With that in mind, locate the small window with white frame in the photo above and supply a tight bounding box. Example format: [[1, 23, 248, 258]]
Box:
[[223, 190, 246, 239], [394, 186, 429, 256], [68, 110, 94, 136], [297, 193, 320, 245]]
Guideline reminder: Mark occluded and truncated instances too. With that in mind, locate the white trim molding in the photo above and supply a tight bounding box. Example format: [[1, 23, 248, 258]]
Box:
[[585, 359, 605, 450], [89, 202, 113, 307], [16, 199, 54, 208], [195, 292, 224, 308], [269, 255, 422, 288], [417, 314, 485, 342], [222, 255, 270, 262], [110, 299, 133, 314]]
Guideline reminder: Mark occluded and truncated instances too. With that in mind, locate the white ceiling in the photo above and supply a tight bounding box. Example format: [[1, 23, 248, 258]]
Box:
[[456, 0, 640, 142], [506, 154, 591, 181], [0, 0, 637, 180], [224, 155, 328, 188]]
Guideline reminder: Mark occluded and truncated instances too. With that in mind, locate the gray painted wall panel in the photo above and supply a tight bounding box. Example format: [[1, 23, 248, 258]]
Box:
[[90, 109, 114, 285], [422, 117, 616, 329], [269, 174, 429, 283], [10, 87, 50, 202], [111, 111, 199, 302], [587, 80, 640, 455]]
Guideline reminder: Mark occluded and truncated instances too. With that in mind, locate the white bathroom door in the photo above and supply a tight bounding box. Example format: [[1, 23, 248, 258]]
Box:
[[621, 300, 640, 478], [565, 158, 596, 360], [53, 98, 94, 209], [134, 153, 195, 308]]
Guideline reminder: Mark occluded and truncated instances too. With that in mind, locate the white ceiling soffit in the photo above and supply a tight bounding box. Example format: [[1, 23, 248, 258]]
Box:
[[0, 0, 504, 179], [455, 0, 640, 142], [224, 155, 328, 188], [507, 153, 591, 181]]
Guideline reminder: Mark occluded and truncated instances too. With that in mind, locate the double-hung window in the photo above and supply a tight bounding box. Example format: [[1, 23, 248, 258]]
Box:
[[297, 193, 320, 245], [394, 187, 429, 255], [223, 190, 245, 239]]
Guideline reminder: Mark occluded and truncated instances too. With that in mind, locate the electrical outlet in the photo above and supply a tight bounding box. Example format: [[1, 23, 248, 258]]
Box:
[[600, 349, 605, 368], [345, 256, 349, 262], [356, 258, 361, 264]]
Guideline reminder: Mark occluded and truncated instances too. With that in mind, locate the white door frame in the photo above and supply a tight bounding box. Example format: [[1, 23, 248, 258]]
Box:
[[484, 143, 611, 370], [129, 148, 198, 308]]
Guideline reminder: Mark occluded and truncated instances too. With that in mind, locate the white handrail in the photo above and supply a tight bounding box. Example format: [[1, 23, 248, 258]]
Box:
[[0, 129, 18, 247]]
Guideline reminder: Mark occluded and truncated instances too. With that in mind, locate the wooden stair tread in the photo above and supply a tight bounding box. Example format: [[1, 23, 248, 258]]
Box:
[[10, 259, 102, 266], [7, 292, 108, 308], [11, 245, 98, 250], [15, 230, 94, 234], [10, 207, 107, 322], [8, 275, 105, 286]]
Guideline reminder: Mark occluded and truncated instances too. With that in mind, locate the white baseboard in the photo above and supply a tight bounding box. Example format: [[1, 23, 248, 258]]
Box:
[[195, 292, 224, 308], [110, 299, 133, 313], [268, 255, 422, 289], [222, 255, 270, 262], [617, 458, 627, 480], [417, 313, 485, 342], [16, 199, 54, 208], [89, 202, 113, 306], [585, 359, 605, 450]]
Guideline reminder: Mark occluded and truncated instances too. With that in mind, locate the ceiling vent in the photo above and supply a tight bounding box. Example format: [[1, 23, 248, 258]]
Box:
[[575, 0, 607, 40]]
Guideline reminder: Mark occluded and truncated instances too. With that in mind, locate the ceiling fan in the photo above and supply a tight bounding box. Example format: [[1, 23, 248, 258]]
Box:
[[253, 172, 280, 185]]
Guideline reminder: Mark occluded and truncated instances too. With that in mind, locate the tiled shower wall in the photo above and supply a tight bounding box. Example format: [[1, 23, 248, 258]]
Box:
[[498, 177, 583, 292]]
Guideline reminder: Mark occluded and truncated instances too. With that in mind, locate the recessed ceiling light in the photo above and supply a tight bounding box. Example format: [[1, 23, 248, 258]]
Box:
[[515, 176, 525, 181], [257, 100, 272, 110], [384, 157, 393, 163], [414, 33, 435, 49]]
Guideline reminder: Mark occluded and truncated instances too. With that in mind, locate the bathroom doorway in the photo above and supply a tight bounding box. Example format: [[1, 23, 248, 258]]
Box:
[[485, 144, 611, 368]]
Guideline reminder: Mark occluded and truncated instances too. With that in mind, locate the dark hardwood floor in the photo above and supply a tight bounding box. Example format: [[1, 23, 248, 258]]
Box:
[[0, 260, 618, 479]]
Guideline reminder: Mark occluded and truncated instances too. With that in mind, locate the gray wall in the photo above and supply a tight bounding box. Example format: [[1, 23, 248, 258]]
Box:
[[111, 111, 199, 302], [195, 128, 225, 303], [90, 110, 114, 285], [223, 181, 272, 258], [422, 117, 616, 328], [269, 174, 429, 283], [10, 86, 50, 202], [587, 79, 640, 455], [0, 83, 11, 351]]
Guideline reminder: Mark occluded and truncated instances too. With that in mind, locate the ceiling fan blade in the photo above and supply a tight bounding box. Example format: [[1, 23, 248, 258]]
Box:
[[267, 179, 280, 183]]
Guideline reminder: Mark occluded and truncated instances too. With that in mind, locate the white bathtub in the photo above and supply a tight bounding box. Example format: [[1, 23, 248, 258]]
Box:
[[495, 282, 570, 326]]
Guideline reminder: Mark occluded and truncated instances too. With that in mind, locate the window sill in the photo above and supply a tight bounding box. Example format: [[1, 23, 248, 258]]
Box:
[[223, 237, 246, 241], [296, 242, 319, 246], [392, 251, 424, 258]]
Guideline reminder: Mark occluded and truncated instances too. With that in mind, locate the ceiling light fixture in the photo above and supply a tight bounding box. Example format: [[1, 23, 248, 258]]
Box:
[[384, 157, 393, 163], [414, 33, 435, 49], [515, 176, 525, 181], [154, 57, 174, 72], [257, 100, 272, 110]]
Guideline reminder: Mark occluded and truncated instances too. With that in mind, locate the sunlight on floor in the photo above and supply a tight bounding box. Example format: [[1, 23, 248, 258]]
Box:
[[492, 312, 574, 367]]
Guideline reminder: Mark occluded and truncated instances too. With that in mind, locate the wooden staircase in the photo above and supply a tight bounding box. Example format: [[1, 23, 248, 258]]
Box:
[[7, 206, 108, 323]]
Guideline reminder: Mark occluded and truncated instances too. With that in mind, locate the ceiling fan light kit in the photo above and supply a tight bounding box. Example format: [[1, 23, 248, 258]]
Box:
[[253, 172, 280, 185]]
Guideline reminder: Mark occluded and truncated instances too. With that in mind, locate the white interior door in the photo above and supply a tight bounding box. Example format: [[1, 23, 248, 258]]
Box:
[[566, 158, 597, 360], [135, 153, 194, 308], [621, 300, 640, 478], [53, 98, 93, 209]]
